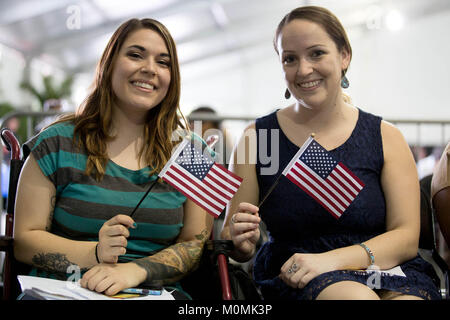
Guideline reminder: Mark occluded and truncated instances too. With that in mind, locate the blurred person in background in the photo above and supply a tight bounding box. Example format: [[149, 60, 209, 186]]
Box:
[[34, 99, 64, 134], [188, 105, 233, 168]]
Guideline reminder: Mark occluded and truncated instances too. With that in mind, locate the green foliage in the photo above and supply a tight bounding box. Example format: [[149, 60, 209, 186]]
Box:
[[20, 74, 74, 109], [0, 102, 14, 116]]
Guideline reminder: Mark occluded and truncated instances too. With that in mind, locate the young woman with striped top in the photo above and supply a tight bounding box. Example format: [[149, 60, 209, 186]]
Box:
[[14, 18, 212, 296]]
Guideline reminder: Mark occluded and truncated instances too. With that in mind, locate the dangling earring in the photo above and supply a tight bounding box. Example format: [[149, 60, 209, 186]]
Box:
[[285, 88, 291, 99], [341, 74, 349, 89]]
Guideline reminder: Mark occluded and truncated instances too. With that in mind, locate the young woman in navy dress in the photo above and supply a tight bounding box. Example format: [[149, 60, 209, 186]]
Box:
[[221, 6, 440, 300]]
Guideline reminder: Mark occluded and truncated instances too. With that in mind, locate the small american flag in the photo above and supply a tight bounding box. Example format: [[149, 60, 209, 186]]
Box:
[[282, 136, 364, 219], [159, 139, 243, 218]]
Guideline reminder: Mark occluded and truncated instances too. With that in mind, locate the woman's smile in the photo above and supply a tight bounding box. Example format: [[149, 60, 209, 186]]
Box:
[[130, 80, 156, 93], [297, 79, 323, 91]]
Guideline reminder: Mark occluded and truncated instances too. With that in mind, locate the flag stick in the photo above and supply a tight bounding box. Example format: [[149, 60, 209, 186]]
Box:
[[130, 179, 158, 218], [256, 133, 316, 211], [257, 173, 283, 209]]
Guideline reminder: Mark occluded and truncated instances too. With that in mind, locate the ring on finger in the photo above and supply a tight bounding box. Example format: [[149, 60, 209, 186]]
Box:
[[231, 214, 237, 224], [288, 263, 298, 274]]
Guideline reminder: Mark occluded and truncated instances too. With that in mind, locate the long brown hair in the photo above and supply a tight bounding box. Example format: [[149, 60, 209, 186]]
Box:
[[57, 18, 187, 180], [274, 6, 353, 77]]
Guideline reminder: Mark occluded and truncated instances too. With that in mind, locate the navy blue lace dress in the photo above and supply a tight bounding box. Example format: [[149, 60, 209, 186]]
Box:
[[253, 108, 441, 300]]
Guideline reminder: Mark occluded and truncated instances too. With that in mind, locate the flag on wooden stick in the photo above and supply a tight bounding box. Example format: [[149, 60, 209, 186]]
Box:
[[282, 136, 364, 219]]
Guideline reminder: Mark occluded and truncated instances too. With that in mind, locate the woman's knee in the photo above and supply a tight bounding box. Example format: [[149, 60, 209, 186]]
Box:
[[377, 290, 424, 300], [316, 281, 380, 300]]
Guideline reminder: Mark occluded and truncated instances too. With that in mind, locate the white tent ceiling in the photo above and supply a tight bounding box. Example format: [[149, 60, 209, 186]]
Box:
[[1, 0, 449, 75]]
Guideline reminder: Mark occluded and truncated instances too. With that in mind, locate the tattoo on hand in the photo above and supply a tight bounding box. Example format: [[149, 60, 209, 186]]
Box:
[[194, 229, 209, 241]]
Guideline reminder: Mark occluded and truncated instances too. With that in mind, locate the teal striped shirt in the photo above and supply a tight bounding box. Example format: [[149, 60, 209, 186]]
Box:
[[23, 122, 187, 279]]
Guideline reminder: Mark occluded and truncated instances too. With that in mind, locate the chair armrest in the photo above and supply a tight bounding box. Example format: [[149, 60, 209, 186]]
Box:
[[0, 236, 13, 251], [432, 249, 450, 300], [206, 240, 234, 300], [1, 128, 21, 160]]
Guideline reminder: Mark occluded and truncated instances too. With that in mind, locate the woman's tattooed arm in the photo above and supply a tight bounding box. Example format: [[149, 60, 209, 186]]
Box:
[[31, 252, 88, 275], [131, 228, 209, 286]]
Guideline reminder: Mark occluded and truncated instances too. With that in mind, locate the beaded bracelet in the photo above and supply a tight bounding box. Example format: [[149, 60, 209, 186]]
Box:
[[359, 243, 375, 266]]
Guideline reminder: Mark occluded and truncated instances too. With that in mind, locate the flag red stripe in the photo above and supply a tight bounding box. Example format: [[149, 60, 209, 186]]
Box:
[[289, 167, 344, 215], [285, 174, 341, 219], [165, 170, 224, 213], [326, 175, 355, 202], [295, 162, 348, 210], [166, 170, 223, 212], [212, 164, 242, 186], [329, 170, 358, 198], [213, 163, 243, 183], [336, 164, 362, 194], [332, 167, 359, 195], [203, 179, 232, 201], [337, 162, 364, 187], [163, 178, 221, 218], [168, 166, 225, 207], [296, 162, 353, 205], [210, 165, 240, 190], [295, 162, 350, 206], [205, 173, 236, 197], [170, 165, 229, 206], [288, 166, 343, 216]]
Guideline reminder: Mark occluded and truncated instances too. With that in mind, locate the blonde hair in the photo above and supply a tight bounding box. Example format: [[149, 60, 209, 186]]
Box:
[[56, 18, 187, 181]]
